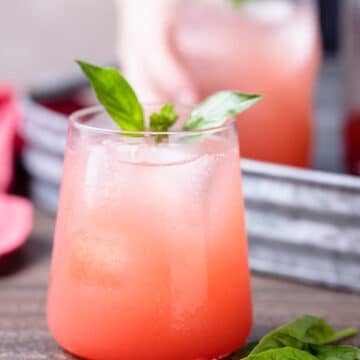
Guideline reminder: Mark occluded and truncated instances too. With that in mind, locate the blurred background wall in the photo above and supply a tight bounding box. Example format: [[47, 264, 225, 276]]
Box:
[[0, 0, 116, 89]]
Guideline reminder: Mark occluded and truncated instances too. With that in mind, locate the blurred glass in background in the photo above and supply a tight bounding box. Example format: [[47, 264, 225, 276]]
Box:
[[173, 0, 321, 167]]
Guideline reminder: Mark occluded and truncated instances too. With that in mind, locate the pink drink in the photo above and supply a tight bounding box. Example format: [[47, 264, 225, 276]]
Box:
[[173, 0, 321, 167], [47, 106, 252, 360]]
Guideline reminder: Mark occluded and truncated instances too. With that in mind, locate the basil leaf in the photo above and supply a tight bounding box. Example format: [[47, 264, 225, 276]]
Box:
[[243, 347, 318, 360], [150, 103, 179, 143], [76, 60, 145, 132], [183, 91, 262, 131], [310, 345, 360, 360], [251, 315, 358, 355]]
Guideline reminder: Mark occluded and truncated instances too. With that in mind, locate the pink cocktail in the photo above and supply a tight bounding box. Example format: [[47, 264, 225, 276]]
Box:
[[47, 105, 252, 359], [173, 0, 321, 167]]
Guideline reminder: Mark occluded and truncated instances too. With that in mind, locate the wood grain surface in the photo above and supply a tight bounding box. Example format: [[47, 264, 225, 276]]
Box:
[[1, 208, 359, 359]]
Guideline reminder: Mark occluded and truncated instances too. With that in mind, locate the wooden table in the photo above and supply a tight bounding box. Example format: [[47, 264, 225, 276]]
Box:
[[1, 208, 359, 359]]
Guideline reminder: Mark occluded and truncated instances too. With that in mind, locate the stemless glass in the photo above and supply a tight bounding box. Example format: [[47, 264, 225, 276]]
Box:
[[173, 0, 321, 167], [47, 105, 252, 360]]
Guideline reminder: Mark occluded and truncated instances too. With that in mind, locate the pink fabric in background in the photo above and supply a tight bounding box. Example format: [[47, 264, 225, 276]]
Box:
[[0, 86, 33, 256]]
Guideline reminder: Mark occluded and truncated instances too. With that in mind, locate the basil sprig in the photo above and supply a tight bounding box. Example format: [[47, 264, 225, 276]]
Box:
[[76, 60, 262, 142]]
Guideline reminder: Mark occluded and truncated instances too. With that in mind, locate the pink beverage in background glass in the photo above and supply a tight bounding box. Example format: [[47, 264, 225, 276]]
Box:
[[47, 105, 252, 360], [173, 0, 321, 167]]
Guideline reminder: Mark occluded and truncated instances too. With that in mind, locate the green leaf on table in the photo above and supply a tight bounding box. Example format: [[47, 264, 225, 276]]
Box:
[[310, 345, 360, 360], [76, 60, 145, 132], [182, 91, 262, 131], [150, 103, 179, 143], [243, 347, 318, 360], [250, 315, 358, 355]]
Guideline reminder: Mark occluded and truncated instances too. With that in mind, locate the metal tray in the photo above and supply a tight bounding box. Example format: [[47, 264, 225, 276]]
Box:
[[243, 160, 360, 291], [21, 59, 360, 292]]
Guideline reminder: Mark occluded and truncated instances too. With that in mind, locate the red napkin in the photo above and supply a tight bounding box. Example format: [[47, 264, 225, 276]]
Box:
[[0, 86, 33, 256]]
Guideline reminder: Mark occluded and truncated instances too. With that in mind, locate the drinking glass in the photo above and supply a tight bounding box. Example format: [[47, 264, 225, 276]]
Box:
[[47, 105, 252, 360], [173, 0, 321, 167]]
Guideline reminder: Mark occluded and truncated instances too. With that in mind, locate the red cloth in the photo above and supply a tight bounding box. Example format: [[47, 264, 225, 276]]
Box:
[[0, 86, 33, 256]]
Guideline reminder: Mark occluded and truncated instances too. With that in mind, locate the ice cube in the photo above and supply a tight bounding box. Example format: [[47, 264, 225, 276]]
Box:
[[103, 139, 145, 163], [84, 144, 108, 189], [83, 143, 113, 208], [146, 143, 200, 165], [145, 149, 215, 219]]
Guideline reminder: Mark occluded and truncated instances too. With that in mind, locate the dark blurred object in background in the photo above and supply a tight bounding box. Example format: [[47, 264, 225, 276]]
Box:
[[318, 0, 339, 54], [342, 0, 360, 175]]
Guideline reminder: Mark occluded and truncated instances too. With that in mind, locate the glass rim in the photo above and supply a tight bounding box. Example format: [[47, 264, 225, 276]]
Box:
[[69, 105, 232, 136]]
